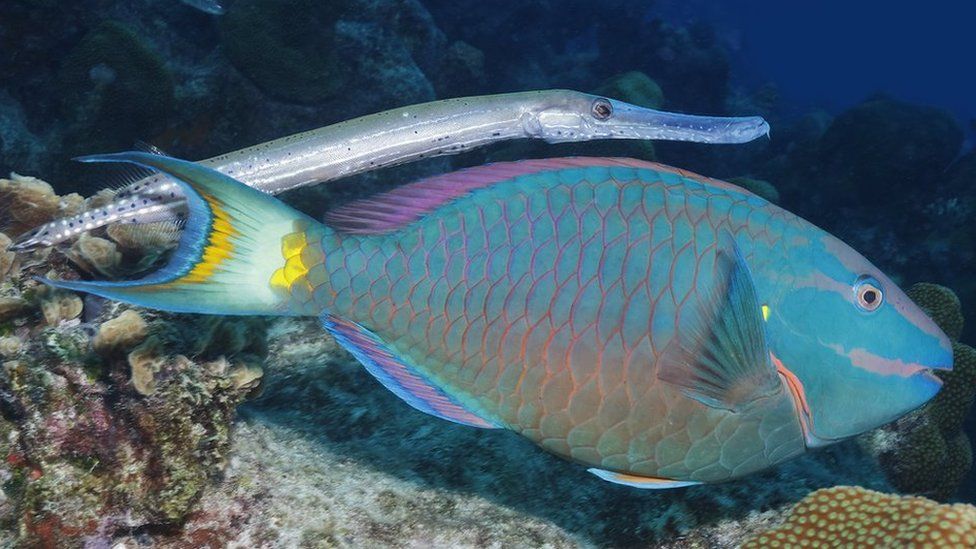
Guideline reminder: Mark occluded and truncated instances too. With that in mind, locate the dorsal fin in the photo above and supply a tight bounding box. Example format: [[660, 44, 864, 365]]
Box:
[[134, 140, 170, 156], [321, 314, 499, 429], [324, 157, 738, 235], [657, 233, 782, 412]]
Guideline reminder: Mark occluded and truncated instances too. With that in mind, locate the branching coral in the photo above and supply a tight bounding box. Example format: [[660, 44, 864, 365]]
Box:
[[741, 486, 976, 547]]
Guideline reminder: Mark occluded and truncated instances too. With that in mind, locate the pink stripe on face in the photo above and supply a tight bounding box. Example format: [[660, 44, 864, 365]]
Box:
[[825, 343, 931, 378]]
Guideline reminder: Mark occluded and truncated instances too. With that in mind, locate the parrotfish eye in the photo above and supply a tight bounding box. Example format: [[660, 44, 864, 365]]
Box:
[[591, 98, 613, 120], [854, 275, 884, 312]]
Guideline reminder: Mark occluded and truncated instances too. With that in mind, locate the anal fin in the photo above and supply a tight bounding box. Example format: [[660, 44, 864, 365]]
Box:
[[321, 314, 498, 429], [588, 468, 701, 489]]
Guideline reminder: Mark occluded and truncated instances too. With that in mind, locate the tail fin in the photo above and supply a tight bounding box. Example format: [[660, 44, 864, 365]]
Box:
[[42, 152, 320, 315]]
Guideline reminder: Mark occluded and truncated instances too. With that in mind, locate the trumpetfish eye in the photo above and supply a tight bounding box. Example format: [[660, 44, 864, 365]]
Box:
[[591, 98, 613, 120], [854, 275, 884, 312]]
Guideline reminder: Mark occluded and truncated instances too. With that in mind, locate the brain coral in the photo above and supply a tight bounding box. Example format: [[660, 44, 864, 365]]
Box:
[[742, 486, 976, 548]]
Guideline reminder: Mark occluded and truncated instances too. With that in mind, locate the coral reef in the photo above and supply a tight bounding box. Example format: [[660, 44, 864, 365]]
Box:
[[864, 283, 975, 500], [0, 196, 269, 546], [741, 486, 976, 547], [814, 95, 963, 206]]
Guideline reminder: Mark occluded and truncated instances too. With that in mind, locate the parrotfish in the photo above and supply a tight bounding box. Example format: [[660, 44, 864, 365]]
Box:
[[45, 152, 952, 488]]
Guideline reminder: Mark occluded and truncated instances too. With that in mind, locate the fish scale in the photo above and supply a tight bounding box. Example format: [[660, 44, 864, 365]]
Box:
[[274, 164, 806, 482], [51, 153, 952, 488]]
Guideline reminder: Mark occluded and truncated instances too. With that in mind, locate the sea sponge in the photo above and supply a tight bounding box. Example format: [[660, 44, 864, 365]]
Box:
[[93, 309, 148, 354], [0, 173, 61, 237], [66, 233, 122, 276], [741, 486, 976, 548], [39, 290, 84, 325]]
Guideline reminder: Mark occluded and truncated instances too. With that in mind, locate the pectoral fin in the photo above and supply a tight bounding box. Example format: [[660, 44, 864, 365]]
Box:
[[658, 234, 781, 412]]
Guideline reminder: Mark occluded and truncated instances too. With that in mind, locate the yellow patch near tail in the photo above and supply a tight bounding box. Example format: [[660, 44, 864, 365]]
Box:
[[181, 192, 239, 284], [270, 223, 315, 295]]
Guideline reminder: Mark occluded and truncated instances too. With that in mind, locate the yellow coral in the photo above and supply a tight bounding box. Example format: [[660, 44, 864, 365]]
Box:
[[228, 360, 264, 392], [128, 338, 166, 396], [40, 290, 84, 325], [742, 486, 976, 548], [0, 173, 61, 237], [93, 309, 148, 354], [67, 233, 122, 276], [0, 335, 21, 357]]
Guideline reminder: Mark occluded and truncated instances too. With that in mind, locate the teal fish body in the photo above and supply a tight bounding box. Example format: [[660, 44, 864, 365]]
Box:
[[48, 154, 952, 488]]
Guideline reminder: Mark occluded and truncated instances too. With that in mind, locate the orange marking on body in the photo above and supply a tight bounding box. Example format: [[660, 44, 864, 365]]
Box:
[[604, 471, 689, 486], [772, 352, 813, 443]]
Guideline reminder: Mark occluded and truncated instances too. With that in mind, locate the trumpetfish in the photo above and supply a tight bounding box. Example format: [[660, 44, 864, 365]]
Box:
[[12, 90, 768, 252], [43, 152, 951, 487]]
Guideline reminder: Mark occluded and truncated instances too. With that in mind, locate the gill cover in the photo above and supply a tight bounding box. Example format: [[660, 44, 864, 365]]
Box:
[[42, 152, 316, 316], [765, 236, 952, 445]]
